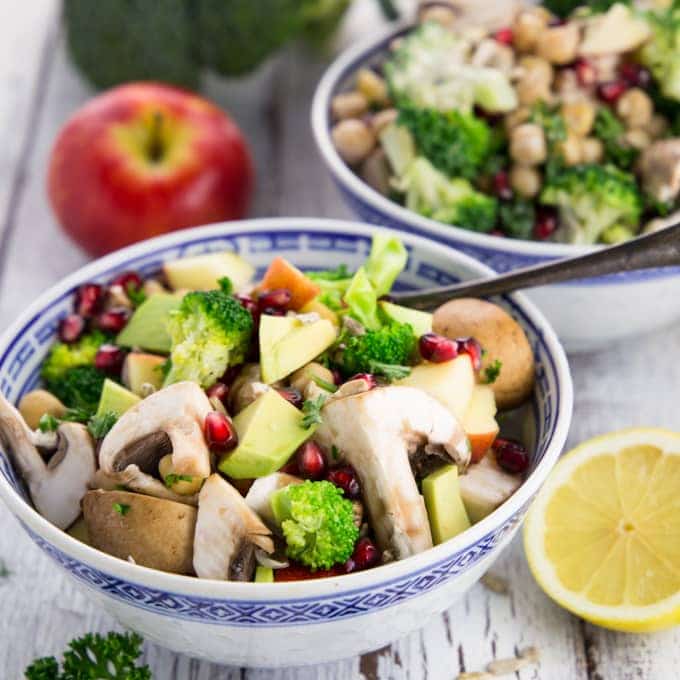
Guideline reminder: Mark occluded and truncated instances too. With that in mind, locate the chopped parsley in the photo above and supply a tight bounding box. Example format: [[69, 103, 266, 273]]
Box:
[[368, 360, 411, 381], [87, 411, 118, 439], [38, 413, 60, 432], [301, 395, 327, 429], [164, 473, 193, 488], [311, 374, 338, 393], [126, 282, 147, 308], [484, 359, 503, 384], [113, 503, 131, 516]]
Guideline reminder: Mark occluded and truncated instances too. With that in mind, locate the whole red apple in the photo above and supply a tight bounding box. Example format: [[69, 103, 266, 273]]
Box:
[[48, 82, 253, 256]]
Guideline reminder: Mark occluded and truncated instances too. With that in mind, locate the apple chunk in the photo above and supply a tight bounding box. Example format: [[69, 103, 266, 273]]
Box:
[[463, 385, 500, 463], [396, 354, 474, 421], [163, 251, 254, 292]]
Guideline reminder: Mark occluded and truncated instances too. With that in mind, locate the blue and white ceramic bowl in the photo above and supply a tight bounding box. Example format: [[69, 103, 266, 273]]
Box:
[[311, 25, 680, 353], [0, 219, 572, 667]]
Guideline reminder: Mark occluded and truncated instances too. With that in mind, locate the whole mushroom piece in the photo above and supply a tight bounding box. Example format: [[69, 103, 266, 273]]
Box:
[[0, 394, 95, 529], [97, 382, 213, 500], [315, 386, 470, 560]]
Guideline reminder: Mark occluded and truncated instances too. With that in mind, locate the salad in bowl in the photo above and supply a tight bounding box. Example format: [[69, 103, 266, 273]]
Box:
[[2, 231, 537, 583], [324, 1, 679, 245]]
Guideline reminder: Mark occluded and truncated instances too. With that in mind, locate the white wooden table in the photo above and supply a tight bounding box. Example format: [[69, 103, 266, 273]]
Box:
[[1, 3, 680, 678]]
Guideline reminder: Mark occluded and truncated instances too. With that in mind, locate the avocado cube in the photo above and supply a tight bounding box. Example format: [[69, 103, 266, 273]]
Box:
[[379, 301, 432, 336], [96, 379, 141, 418], [116, 293, 181, 353], [422, 464, 471, 544]]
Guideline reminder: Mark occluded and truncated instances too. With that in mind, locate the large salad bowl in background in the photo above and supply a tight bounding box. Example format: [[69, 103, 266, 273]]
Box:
[[311, 24, 680, 353], [0, 219, 572, 667]]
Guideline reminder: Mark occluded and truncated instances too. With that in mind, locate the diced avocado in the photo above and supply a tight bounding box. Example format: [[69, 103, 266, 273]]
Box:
[[218, 390, 315, 479], [259, 314, 337, 384], [122, 352, 166, 396], [379, 301, 432, 337], [163, 251, 254, 292], [379, 123, 416, 177], [255, 565, 274, 583], [459, 453, 522, 523], [422, 465, 471, 544], [96, 379, 141, 417], [116, 293, 181, 353]]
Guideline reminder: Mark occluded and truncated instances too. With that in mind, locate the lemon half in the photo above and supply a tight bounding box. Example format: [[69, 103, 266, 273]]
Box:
[[524, 428, 680, 632]]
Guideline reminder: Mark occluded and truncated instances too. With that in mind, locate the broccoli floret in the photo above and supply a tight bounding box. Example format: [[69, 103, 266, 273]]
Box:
[[397, 105, 492, 180], [384, 22, 517, 113], [540, 164, 643, 244], [336, 322, 417, 378], [397, 157, 498, 233], [64, 0, 199, 89], [47, 365, 106, 415], [593, 107, 639, 170], [499, 199, 536, 240], [164, 290, 253, 388], [41, 330, 106, 385], [273, 480, 358, 570], [640, 1, 680, 102]]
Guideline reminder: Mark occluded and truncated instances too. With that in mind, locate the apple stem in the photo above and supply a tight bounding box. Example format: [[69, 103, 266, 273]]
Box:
[[148, 111, 164, 163]]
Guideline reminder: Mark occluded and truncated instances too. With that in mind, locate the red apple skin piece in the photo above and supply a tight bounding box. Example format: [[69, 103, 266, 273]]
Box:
[[468, 429, 500, 464], [48, 82, 253, 256], [463, 385, 500, 464]]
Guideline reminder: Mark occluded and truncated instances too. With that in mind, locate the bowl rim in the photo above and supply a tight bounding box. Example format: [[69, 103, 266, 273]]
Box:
[[0, 217, 573, 602], [311, 20, 608, 259]]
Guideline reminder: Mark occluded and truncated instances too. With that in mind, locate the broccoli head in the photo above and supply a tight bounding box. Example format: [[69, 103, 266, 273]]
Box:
[[164, 290, 253, 388], [593, 107, 639, 170], [397, 157, 498, 233], [640, 1, 680, 102], [272, 480, 358, 570], [41, 330, 106, 385], [336, 322, 417, 378], [47, 365, 107, 415], [397, 105, 492, 181], [384, 22, 517, 113], [540, 164, 643, 244]]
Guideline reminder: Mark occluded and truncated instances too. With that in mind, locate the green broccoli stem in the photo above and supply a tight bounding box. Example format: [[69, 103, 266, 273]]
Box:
[[376, 0, 399, 20]]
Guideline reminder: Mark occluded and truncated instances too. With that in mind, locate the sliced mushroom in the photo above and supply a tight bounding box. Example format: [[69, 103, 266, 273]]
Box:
[[315, 386, 470, 560], [193, 474, 274, 580], [99, 382, 212, 484], [638, 139, 680, 204], [0, 394, 95, 529], [229, 364, 271, 414], [82, 489, 196, 574]]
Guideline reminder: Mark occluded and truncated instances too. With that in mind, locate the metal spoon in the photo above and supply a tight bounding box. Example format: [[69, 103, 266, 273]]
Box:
[[391, 222, 680, 311]]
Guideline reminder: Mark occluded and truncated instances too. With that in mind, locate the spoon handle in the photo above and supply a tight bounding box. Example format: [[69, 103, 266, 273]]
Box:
[[392, 222, 680, 311]]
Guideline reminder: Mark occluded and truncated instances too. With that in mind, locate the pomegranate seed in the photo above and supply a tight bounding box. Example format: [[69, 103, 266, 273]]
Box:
[[206, 382, 229, 406], [534, 207, 558, 240], [346, 537, 380, 573], [493, 27, 513, 45], [277, 387, 303, 409], [96, 307, 130, 333], [493, 437, 530, 474], [574, 58, 597, 87], [332, 369, 343, 386], [326, 465, 361, 499], [111, 271, 142, 292], [548, 16, 565, 26], [597, 79, 628, 104], [346, 373, 377, 389], [57, 314, 85, 343], [94, 344, 126, 375], [619, 62, 652, 89], [236, 294, 258, 315], [296, 441, 326, 480], [258, 288, 292, 311], [457, 337, 482, 371], [74, 283, 105, 318], [204, 411, 238, 452], [419, 333, 458, 363], [492, 171, 513, 201], [280, 460, 300, 475]]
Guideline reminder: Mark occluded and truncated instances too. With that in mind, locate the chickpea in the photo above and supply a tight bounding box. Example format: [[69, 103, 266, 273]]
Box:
[[646, 114, 669, 139], [158, 455, 204, 496], [331, 119, 375, 165], [356, 68, 388, 106], [535, 23, 580, 65], [581, 137, 604, 163], [290, 362, 336, 395], [512, 10, 548, 52], [616, 88, 653, 129], [472, 39, 515, 74], [331, 91, 368, 121], [624, 128, 651, 150], [510, 123, 547, 166], [516, 56, 554, 106], [554, 68, 580, 100], [510, 165, 542, 198], [418, 5, 457, 28], [561, 99, 596, 137], [370, 108, 398, 135], [504, 106, 531, 132], [18, 390, 66, 430], [556, 132, 583, 166]]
